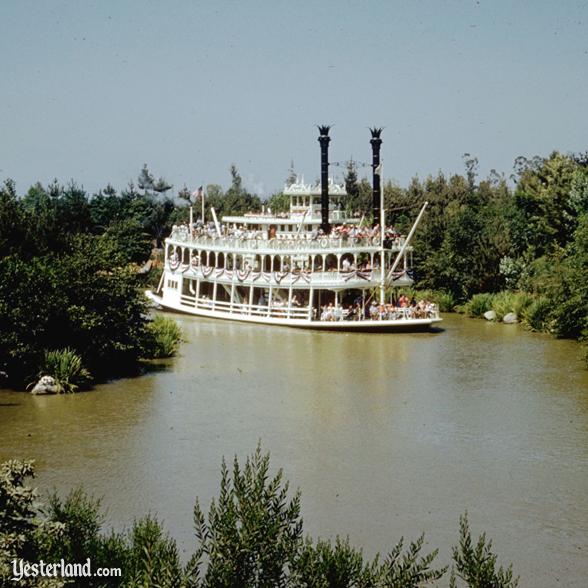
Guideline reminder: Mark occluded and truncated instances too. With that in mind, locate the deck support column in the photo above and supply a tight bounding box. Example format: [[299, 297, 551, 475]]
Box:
[[212, 281, 217, 311], [267, 285, 273, 317]]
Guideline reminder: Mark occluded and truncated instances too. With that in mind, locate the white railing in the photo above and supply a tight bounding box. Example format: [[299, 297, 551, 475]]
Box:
[[169, 230, 407, 252], [180, 295, 311, 320], [179, 294, 440, 323]]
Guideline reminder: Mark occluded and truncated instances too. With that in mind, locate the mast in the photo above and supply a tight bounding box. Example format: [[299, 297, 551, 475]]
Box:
[[386, 201, 429, 285]]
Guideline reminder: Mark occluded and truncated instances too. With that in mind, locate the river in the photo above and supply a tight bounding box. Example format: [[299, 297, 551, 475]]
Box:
[[1, 314, 587, 586]]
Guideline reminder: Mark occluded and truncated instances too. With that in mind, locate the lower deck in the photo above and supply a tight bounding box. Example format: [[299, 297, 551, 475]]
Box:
[[146, 290, 442, 332]]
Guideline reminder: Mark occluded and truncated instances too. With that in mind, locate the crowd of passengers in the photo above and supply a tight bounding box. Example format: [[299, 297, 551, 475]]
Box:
[[182, 220, 401, 242], [318, 295, 437, 321]]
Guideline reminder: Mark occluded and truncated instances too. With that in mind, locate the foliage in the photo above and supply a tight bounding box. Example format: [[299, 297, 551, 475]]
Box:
[[450, 513, 519, 588], [265, 191, 290, 214], [144, 315, 184, 359], [376, 534, 446, 587], [125, 516, 186, 587], [0, 236, 152, 385], [489, 292, 533, 322], [0, 455, 521, 588], [293, 536, 376, 587], [521, 296, 553, 332], [40, 348, 92, 393], [0, 460, 64, 587], [460, 294, 495, 318], [190, 444, 303, 587], [102, 218, 153, 265]]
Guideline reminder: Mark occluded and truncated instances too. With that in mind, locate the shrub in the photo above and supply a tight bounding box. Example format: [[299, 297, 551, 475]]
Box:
[[461, 293, 495, 318], [1, 456, 521, 588], [450, 512, 519, 588], [436, 291, 457, 313], [144, 314, 183, 359], [190, 444, 303, 586], [0, 460, 63, 586], [294, 536, 375, 586], [377, 534, 447, 587], [126, 516, 185, 587], [491, 291, 533, 322], [521, 296, 553, 332], [41, 348, 92, 393]]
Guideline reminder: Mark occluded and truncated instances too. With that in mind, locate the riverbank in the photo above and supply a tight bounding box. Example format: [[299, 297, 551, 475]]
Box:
[[400, 287, 587, 366]]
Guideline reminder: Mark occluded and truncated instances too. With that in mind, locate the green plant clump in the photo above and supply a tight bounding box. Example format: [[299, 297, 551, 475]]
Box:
[[491, 291, 534, 322], [461, 293, 495, 318], [40, 348, 92, 393], [145, 314, 183, 359]]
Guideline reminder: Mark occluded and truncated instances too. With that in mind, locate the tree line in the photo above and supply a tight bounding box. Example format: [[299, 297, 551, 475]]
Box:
[[342, 152, 587, 359]]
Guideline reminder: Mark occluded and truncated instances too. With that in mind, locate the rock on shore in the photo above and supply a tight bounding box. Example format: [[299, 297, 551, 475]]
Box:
[[30, 375, 59, 395]]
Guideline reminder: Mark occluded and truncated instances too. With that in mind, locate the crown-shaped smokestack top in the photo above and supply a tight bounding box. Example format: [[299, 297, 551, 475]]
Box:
[[369, 127, 383, 139], [370, 127, 383, 227], [317, 125, 332, 234]]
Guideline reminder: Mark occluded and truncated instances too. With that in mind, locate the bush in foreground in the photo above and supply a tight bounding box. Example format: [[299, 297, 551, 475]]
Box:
[[0, 451, 519, 587]]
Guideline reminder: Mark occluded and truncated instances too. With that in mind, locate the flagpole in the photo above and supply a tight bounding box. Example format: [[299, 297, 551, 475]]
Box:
[[379, 161, 386, 306], [202, 189, 205, 223]]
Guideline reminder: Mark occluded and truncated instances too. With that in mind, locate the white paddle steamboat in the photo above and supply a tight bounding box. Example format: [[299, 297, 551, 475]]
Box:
[[146, 127, 442, 331]]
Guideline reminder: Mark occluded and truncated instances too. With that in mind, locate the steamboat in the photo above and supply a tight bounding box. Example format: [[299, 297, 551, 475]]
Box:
[[146, 127, 442, 331]]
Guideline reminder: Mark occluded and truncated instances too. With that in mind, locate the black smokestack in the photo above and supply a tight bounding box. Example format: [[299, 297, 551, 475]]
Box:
[[370, 127, 383, 227], [317, 125, 331, 234]]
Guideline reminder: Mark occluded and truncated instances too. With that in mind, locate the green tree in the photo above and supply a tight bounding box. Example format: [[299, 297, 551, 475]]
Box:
[[221, 165, 262, 217], [0, 180, 26, 256], [138, 163, 155, 194], [511, 152, 578, 256], [266, 192, 290, 214]]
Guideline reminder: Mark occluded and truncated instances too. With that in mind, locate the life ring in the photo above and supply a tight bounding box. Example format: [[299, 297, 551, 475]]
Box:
[[320, 238, 329, 248]]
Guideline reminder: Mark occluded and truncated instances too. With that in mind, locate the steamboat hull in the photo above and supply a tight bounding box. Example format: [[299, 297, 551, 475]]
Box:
[[146, 290, 442, 332]]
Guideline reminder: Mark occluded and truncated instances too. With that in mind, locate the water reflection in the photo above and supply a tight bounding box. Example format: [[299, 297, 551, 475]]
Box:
[[0, 314, 587, 587]]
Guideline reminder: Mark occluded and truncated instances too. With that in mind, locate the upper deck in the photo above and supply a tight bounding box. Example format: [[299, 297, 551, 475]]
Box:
[[167, 225, 410, 255]]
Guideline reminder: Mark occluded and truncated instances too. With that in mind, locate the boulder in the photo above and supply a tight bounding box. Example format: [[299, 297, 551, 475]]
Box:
[[30, 375, 59, 395], [503, 312, 518, 324], [483, 310, 497, 321]]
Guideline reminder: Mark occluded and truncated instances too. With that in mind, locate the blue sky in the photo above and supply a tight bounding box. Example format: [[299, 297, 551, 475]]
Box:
[[1, 0, 587, 197]]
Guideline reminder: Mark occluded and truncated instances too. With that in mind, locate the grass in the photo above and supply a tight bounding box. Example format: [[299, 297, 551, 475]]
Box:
[[460, 293, 495, 318], [41, 348, 92, 393], [145, 315, 183, 359], [491, 291, 534, 322]]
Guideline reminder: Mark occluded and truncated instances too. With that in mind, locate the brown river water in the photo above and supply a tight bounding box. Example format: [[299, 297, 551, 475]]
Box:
[[1, 314, 587, 586]]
